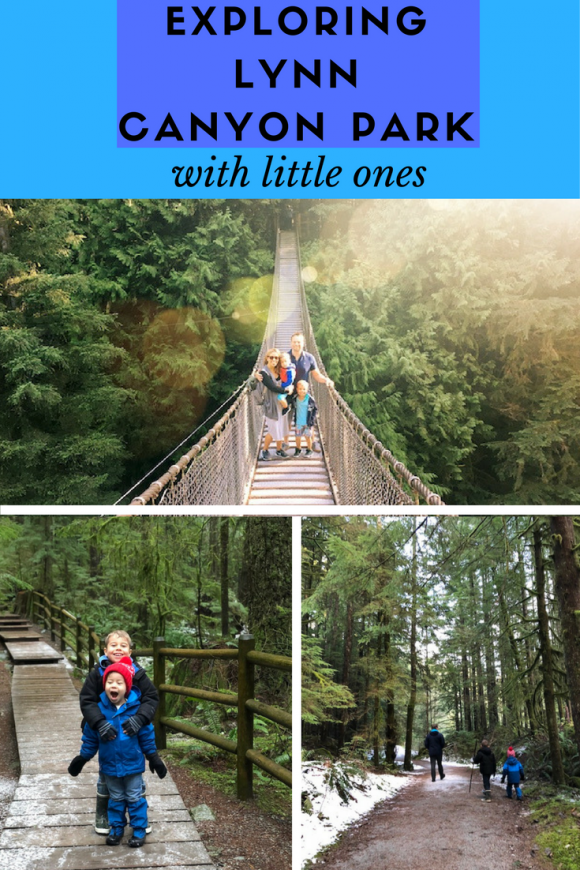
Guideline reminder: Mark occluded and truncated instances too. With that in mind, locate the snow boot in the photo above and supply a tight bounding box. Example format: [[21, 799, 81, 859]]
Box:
[[483, 790, 492, 801], [95, 791, 110, 835]]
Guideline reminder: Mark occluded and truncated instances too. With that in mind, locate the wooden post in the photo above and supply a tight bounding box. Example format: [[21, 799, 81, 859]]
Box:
[[88, 626, 96, 671], [60, 609, 66, 651], [237, 631, 256, 800], [75, 618, 82, 668], [153, 637, 167, 750], [50, 604, 56, 644]]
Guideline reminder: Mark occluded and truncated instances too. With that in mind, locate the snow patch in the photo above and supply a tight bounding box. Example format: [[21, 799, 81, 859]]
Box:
[[301, 762, 411, 867], [0, 775, 17, 800]]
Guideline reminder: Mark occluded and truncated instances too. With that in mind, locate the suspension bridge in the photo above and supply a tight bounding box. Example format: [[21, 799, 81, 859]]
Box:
[[130, 230, 443, 507]]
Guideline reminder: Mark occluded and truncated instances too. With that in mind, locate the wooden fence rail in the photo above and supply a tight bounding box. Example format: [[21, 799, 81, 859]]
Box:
[[14, 592, 292, 800]]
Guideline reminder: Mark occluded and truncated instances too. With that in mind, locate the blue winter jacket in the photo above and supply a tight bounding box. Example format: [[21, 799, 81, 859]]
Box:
[[502, 756, 524, 784], [79, 687, 157, 778]]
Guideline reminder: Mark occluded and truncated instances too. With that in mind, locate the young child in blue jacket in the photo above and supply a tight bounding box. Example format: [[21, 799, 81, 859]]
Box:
[[501, 749, 525, 800], [68, 656, 167, 847]]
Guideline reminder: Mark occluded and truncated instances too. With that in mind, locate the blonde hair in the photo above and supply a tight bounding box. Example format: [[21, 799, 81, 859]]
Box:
[[296, 379, 309, 392], [104, 630, 132, 650]]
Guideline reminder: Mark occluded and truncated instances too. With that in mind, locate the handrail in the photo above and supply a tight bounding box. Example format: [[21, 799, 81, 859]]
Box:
[[14, 590, 291, 802], [154, 635, 291, 800]]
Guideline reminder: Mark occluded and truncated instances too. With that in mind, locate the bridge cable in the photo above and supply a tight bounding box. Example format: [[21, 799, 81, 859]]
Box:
[[114, 380, 248, 505]]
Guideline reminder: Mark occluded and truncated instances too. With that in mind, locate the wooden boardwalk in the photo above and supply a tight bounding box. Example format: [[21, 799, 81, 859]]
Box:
[[247, 231, 336, 506], [0, 627, 214, 869]]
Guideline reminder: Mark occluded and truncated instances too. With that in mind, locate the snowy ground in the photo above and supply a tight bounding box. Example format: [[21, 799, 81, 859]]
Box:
[[301, 757, 413, 866]]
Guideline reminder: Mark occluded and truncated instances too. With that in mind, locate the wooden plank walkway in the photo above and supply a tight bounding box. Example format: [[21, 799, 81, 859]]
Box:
[[0, 629, 41, 642], [0, 641, 214, 869], [247, 230, 336, 506], [5, 640, 63, 663]]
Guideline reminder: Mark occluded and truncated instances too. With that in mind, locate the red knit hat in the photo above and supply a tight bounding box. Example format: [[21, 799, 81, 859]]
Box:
[[103, 655, 134, 695], [507, 746, 516, 757]]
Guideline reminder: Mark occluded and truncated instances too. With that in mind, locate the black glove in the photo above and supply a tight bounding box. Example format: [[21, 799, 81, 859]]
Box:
[[501, 775, 506, 783], [520, 772, 525, 781], [148, 753, 167, 779], [122, 714, 145, 736], [97, 720, 117, 742], [68, 755, 88, 777]]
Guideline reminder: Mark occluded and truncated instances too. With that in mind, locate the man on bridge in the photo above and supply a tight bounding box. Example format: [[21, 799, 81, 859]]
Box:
[[289, 332, 334, 390]]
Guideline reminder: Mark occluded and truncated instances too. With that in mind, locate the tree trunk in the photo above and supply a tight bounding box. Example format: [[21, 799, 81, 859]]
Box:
[[533, 525, 565, 785], [404, 530, 418, 770], [337, 601, 354, 749], [220, 517, 229, 638], [551, 516, 580, 761]]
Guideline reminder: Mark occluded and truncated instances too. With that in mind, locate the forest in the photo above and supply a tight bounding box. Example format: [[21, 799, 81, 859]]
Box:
[[1, 199, 579, 504], [302, 515, 580, 785], [0, 515, 291, 811]]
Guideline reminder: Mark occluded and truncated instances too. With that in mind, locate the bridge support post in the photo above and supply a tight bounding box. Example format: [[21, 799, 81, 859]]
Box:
[[50, 604, 56, 644], [153, 637, 167, 750], [88, 625, 96, 671], [59, 608, 66, 651], [237, 630, 255, 800], [75, 618, 82, 669]]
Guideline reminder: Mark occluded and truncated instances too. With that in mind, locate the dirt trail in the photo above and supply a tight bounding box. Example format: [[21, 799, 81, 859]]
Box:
[[318, 762, 548, 870]]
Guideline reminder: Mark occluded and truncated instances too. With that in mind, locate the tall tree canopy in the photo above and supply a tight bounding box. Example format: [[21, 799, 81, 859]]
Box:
[[303, 515, 580, 785]]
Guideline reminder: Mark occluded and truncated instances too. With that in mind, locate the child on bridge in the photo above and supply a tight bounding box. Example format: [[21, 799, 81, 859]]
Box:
[[78, 631, 159, 836], [68, 655, 167, 847], [277, 352, 296, 411], [288, 379, 318, 457]]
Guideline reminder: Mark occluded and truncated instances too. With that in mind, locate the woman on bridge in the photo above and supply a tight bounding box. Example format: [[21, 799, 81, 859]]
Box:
[[258, 348, 291, 460]]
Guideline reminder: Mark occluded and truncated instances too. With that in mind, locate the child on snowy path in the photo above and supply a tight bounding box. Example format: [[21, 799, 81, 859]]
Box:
[[68, 656, 167, 847], [501, 750, 525, 800], [472, 739, 496, 800]]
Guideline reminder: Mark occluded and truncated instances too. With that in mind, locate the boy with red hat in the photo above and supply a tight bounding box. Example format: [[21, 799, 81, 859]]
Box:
[[68, 656, 167, 847], [79, 630, 158, 835]]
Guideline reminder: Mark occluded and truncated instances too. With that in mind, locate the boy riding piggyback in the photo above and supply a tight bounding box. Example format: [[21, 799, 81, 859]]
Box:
[[69, 653, 167, 847], [78, 631, 160, 836]]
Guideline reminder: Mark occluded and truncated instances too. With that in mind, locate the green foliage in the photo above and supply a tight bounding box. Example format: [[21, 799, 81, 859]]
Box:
[[0, 199, 276, 503], [532, 794, 580, 870], [303, 200, 580, 503], [301, 635, 355, 725]]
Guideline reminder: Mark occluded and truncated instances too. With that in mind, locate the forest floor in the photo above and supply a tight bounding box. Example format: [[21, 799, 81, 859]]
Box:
[[0, 633, 291, 870], [311, 761, 551, 870]]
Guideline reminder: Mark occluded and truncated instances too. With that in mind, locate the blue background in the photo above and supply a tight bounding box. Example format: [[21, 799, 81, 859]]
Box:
[[0, 0, 578, 197], [117, 1, 479, 148]]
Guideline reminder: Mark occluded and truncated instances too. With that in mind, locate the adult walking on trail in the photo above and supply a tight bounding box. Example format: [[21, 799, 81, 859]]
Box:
[[256, 348, 291, 460], [473, 738, 497, 800], [425, 725, 446, 782]]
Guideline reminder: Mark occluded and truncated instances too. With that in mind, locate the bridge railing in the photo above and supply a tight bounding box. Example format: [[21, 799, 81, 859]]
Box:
[[131, 240, 282, 506], [14, 591, 291, 800], [295, 242, 443, 506]]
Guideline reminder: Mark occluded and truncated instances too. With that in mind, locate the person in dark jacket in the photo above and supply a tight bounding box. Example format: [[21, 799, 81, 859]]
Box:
[[473, 739, 497, 800], [79, 630, 158, 835], [424, 725, 446, 782], [501, 754, 525, 800], [69, 656, 167, 848]]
